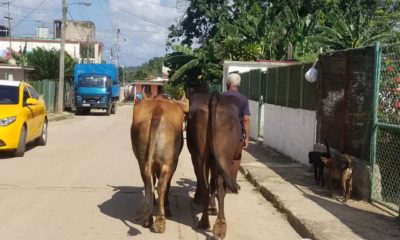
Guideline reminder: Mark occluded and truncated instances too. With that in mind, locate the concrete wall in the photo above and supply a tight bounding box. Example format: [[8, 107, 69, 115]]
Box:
[[249, 100, 260, 140], [0, 68, 24, 81], [263, 104, 316, 165]]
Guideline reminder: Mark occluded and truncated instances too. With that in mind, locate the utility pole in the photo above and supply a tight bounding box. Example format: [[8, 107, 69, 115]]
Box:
[[3, 1, 12, 49], [57, 0, 67, 113], [116, 28, 120, 68]]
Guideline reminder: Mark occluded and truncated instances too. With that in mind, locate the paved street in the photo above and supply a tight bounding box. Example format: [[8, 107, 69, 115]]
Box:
[[0, 105, 301, 240]]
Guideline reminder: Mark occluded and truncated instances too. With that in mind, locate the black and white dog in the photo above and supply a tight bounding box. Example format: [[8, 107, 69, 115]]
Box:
[[308, 140, 330, 187]]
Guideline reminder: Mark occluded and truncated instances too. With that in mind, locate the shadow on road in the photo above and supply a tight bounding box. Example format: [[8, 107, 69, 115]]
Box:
[[98, 185, 143, 236], [98, 179, 211, 238], [0, 142, 38, 160]]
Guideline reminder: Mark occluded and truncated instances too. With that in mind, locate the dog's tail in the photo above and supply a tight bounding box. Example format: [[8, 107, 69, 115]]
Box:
[[344, 154, 352, 168], [324, 139, 330, 156]]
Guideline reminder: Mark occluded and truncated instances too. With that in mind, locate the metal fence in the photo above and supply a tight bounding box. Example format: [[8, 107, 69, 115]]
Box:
[[29, 79, 74, 112], [239, 64, 317, 110], [29, 79, 57, 112], [370, 42, 400, 213]]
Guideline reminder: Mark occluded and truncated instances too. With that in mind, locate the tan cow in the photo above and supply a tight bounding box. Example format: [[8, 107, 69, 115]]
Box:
[[130, 94, 188, 233]]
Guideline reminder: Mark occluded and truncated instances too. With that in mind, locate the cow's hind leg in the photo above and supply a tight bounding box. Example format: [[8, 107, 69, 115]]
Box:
[[208, 174, 218, 215], [213, 175, 227, 240], [151, 164, 173, 233], [197, 162, 211, 229], [141, 166, 154, 229], [192, 155, 203, 204]]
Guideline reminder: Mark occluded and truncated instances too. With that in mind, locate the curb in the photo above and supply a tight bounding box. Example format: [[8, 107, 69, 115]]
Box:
[[240, 167, 316, 240]]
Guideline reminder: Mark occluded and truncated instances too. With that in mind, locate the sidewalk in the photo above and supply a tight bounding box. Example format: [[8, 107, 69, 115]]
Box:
[[240, 142, 400, 240], [47, 111, 74, 122]]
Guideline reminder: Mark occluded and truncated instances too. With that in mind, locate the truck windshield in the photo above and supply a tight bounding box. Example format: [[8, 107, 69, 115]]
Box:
[[78, 75, 111, 88], [0, 85, 19, 104]]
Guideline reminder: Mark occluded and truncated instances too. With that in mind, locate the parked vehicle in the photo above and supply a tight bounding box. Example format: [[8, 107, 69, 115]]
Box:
[[74, 64, 120, 115], [0, 80, 48, 157]]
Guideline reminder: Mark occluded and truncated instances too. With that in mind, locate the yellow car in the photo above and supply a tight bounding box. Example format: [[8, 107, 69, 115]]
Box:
[[0, 80, 48, 157]]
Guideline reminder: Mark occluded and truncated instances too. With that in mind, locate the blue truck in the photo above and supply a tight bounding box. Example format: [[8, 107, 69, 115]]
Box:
[[74, 64, 120, 115]]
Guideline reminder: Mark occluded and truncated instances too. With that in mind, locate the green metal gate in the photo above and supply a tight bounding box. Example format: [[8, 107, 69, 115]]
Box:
[[371, 42, 400, 213]]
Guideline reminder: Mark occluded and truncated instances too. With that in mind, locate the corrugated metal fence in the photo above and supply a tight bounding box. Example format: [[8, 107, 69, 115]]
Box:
[[239, 63, 317, 111], [29, 79, 73, 112]]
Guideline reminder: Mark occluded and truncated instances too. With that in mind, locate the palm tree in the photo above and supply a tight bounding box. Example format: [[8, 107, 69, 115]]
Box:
[[164, 45, 222, 91], [309, 11, 399, 50]]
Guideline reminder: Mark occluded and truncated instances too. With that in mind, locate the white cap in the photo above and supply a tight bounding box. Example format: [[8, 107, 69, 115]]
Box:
[[227, 73, 241, 86]]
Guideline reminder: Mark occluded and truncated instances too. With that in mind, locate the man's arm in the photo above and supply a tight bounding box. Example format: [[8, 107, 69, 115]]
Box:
[[242, 115, 250, 148]]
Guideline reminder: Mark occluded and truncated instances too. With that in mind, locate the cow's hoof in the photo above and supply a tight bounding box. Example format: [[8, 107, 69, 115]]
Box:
[[197, 217, 210, 229], [151, 216, 166, 233], [213, 218, 226, 240], [208, 207, 218, 215]]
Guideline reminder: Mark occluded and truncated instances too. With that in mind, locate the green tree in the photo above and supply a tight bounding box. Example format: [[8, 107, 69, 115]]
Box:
[[126, 57, 165, 82], [27, 47, 75, 81], [133, 70, 148, 80]]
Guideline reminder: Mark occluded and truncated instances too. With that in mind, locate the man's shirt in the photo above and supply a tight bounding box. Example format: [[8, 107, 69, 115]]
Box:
[[223, 89, 251, 117]]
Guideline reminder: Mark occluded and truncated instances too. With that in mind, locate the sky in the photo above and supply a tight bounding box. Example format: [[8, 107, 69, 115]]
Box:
[[0, 0, 187, 67]]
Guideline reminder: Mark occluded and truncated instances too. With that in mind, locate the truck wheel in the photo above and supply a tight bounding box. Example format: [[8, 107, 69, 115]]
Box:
[[35, 119, 48, 146], [106, 105, 111, 116], [75, 108, 82, 115], [82, 108, 91, 115], [15, 126, 26, 157], [111, 102, 117, 114]]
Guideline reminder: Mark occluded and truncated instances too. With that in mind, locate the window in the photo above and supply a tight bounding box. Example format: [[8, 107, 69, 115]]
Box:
[[23, 87, 31, 104], [0, 85, 19, 104], [28, 86, 39, 99]]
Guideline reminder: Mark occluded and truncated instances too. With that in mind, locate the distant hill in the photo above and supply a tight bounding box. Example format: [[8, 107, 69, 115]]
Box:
[[126, 56, 165, 82]]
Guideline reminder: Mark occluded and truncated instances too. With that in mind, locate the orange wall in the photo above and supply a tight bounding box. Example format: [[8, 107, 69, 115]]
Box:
[[134, 84, 159, 97]]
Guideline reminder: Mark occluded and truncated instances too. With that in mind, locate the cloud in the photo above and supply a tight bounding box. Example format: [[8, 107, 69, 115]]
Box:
[[0, 0, 185, 66]]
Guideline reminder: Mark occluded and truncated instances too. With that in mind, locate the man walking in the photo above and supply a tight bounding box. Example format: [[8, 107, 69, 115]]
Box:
[[223, 73, 251, 180]]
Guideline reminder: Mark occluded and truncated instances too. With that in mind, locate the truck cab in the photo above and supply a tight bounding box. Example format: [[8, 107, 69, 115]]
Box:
[[74, 64, 120, 115]]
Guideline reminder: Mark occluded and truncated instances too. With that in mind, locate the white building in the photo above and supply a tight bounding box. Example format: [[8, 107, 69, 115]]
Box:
[[0, 37, 102, 64], [0, 20, 102, 64]]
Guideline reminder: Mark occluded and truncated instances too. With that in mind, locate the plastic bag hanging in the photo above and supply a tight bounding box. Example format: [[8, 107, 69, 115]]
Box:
[[305, 60, 318, 83]]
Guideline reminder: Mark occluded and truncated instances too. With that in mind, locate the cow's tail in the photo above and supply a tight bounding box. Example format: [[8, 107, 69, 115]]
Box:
[[209, 91, 240, 193], [142, 106, 163, 220]]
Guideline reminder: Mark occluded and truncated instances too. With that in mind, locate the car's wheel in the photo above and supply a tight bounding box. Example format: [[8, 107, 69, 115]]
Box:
[[36, 119, 48, 146], [111, 102, 117, 114], [75, 107, 82, 115], [15, 126, 26, 157]]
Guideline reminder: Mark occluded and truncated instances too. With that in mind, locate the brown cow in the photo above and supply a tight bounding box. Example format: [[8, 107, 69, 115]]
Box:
[[187, 91, 242, 239], [130, 94, 188, 233]]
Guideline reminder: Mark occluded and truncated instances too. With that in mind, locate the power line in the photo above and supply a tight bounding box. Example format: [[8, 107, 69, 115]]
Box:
[[102, 0, 168, 29], [12, 0, 48, 30], [68, 11, 87, 41], [131, 0, 178, 9], [99, 0, 115, 30]]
